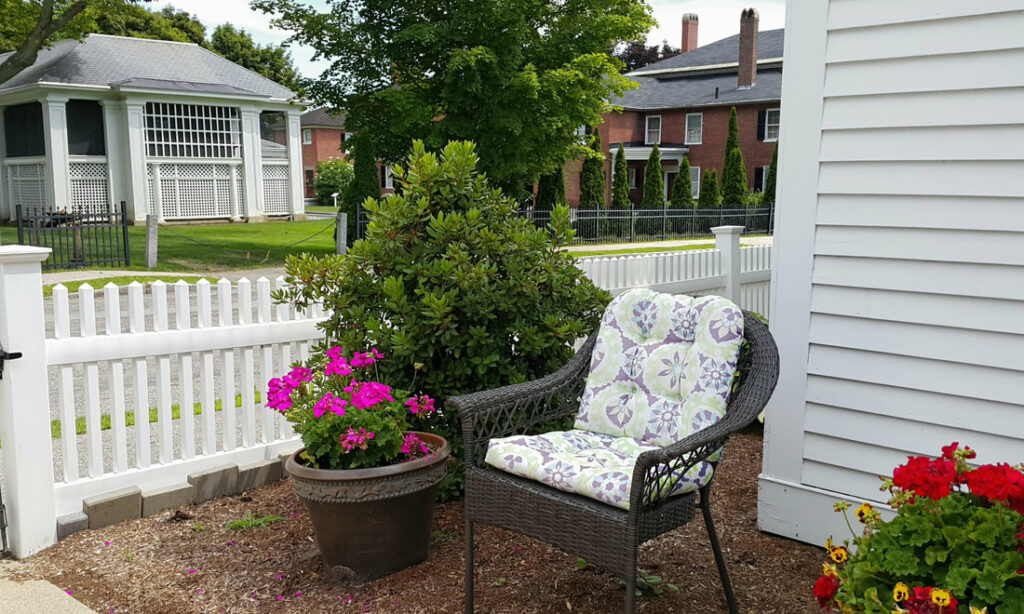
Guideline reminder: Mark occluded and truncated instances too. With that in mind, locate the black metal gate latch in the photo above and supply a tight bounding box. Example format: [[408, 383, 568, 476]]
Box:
[[0, 348, 22, 380]]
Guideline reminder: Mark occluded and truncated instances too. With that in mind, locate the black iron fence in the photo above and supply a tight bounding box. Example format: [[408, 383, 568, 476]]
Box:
[[16, 202, 131, 270], [357, 204, 774, 245]]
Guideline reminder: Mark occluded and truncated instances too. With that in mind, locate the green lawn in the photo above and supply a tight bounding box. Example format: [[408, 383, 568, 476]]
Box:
[[570, 243, 722, 257], [43, 275, 216, 296], [305, 205, 341, 214]]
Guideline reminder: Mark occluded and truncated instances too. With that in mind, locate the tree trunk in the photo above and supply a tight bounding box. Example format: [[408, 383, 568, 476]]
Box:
[[0, 0, 91, 86]]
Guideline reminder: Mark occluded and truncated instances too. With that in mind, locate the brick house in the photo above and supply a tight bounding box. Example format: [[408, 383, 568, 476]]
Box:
[[569, 9, 782, 207], [300, 107, 349, 200]]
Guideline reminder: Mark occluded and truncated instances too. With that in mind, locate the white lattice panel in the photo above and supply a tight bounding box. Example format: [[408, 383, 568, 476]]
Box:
[[146, 164, 156, 216], [148, 163, 240, 220], [7, 162, 47, 210], [69, 162, 110, 213], [144, 103, 241, 159], [262, 163, 290, 214]]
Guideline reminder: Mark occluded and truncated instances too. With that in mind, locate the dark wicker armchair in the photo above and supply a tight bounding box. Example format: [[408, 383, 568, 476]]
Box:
[[450, 310, 779, 614]]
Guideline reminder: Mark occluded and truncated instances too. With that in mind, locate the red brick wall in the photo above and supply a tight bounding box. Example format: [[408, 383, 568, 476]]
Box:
[[565, 103, 778, 206], [301, 127, 348, 198]]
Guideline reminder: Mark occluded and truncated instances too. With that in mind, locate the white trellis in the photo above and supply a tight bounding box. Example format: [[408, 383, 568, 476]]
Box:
[[68, 160, 110, 212], [262, 162, 290, 215], [5, 159, 47, 210]]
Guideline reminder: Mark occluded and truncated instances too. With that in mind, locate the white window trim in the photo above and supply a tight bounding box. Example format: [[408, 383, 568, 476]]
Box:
[[302, 129, 312, 145], [764, 108, 781, 142], [645, 115, 662, 145], [684, 113, 703, 145], [384, 165, 394, 190], [690, 165, 701, 199], [760, 165, 771, 191], [627, 168, 637, 189]]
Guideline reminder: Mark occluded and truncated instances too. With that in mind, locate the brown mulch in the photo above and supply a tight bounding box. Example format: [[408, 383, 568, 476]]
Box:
[[15, 426, 823, 613]]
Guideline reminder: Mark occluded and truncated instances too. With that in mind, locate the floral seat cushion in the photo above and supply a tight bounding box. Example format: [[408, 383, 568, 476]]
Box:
[[484, 290, 744, 510], [484, 429, 712, 510]]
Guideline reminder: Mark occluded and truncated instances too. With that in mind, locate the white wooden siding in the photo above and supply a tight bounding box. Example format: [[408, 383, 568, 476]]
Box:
[[760, 1, 1024, 546]]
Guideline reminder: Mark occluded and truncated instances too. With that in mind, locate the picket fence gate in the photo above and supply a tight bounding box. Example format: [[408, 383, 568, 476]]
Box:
[[0, 226, 771, 558]]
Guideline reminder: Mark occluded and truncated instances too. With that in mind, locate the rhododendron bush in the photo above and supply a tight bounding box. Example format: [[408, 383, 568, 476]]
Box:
[[814, 443, 1024, 614], [268, 346, 437, 470]]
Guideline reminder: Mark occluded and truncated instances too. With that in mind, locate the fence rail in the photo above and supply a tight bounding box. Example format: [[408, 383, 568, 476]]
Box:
[[16, 202, 130, 270]]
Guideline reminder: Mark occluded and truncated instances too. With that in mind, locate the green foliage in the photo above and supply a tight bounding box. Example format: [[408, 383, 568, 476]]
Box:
[[343, 132, 381, 233], [668, 156, 693, 234], [226, 511, 285, 530], [721, 147, 748, 221], [611, 145, 629, 211], [276, 141, 610, 499], [190, 521, 204, 532], [835, 495, 1024, 612], [578, 130, 605, 211], [535, 170, 566, 213], [763, 142, 778, 205], [725, 106, 740, 158], [255, 0, 655, 193], [210, 23, 301, 91], [311, 157, 356, 209], [696, 169, 720, 233], [83, 4, 206, 45], [640, 144, 664, 210]]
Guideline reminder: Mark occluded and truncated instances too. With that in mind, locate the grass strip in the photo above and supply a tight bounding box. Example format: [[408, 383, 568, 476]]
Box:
[[43, 276, 216, 297]]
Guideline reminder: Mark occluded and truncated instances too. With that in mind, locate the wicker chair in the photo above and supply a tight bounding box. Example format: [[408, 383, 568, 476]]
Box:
[[450, 296, 779, 614]]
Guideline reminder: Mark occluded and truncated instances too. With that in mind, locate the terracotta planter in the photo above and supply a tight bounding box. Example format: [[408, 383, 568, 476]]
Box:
[[285, 432, 449, 581]]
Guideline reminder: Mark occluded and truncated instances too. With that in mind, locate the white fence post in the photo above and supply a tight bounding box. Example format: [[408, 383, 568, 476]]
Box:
[[0, 246, 57, 557], [712, 225, 744, 303]]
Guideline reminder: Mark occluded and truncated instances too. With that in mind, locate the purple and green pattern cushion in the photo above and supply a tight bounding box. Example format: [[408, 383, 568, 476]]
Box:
[[574, 289, 744, 447], [484, 429, 712, 510]]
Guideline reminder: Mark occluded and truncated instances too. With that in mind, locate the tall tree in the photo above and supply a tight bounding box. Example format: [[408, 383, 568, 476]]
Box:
[[84, 3, 203, 44], [0, 0, 110, 84], [255, 0, 655, 194], [210, 24, 301, 91], [343, 132, 382, 238], [640, 144, 663, 210], [763, 142, 778, 205], [610, 144, 630, 237], [578, 129, 605, 211], [725, 106, 740, 158], [721, 147, 748, 208], [668, 156, 693, 233], [696, 168, 719, 234], [535, 170, 566, 215], [614, 39, 679, 72]]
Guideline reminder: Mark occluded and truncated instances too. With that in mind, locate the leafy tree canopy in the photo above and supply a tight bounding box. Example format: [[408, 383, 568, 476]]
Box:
[[210, 23, 301, 92], [254, 0, 655, 196], [613, 39, 679, 72]]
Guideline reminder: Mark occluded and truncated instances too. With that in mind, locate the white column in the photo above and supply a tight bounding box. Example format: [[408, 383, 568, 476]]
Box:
[[239, 106, 264, 221], [0, 105, 7, 223], [124, 99, 149, 224], [712, 225, 744, 303], [0, 246, 57, 557], [41, 95, 70, 211], [285, 109, 305, 215], [101, 100, 128, 213]]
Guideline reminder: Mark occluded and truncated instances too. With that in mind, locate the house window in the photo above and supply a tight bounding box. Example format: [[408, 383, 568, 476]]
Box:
[[645, 115, 661, 145], [302, 129, 312, 145], [684, 113, 702, 145], [343, 132, 353, 142], [765, 109, 780, 141], [663, 171, 677, 201], [3, 102, 44, 158], [627, 168, 637, 190], [756, 166, 771, 191], [144, 102, 241, 158], [690, 165, 701, 199], [383, 165, 394, 190], [67, 100, 105, 156]]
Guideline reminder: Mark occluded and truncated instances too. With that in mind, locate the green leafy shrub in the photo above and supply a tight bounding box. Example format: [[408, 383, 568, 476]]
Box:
[[815, 443, 1024, 613], [668, 156, 693, 235], [313, 158, 354, 207], [276, 140, 610, 500]]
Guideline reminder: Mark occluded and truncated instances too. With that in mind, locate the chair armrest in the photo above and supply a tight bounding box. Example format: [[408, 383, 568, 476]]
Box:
[[450, 332, 598, 468]]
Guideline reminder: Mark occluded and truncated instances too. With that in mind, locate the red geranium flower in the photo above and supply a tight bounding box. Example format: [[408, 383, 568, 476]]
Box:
[[813, 574, 840, 609], [893, 456, 959, 500], [965, 463, 1024, 510], [941, 442, 959, 460]]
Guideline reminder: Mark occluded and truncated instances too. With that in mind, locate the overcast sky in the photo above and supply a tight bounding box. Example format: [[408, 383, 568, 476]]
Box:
[[150, 0, 787, 79]]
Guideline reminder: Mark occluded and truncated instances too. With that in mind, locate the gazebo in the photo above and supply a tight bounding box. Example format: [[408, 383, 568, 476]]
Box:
[[0, 34, 305, 224]]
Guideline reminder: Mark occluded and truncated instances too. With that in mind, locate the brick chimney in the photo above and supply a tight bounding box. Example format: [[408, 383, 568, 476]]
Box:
[[681, 13, 699, 53], [738, 8, 759, 88]]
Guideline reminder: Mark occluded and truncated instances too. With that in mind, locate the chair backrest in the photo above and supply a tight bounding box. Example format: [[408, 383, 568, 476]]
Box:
[[573, 289, 745, 447]]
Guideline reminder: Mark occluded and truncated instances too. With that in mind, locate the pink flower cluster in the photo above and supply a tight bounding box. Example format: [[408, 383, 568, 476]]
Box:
[[313, 392, 348, 418], [405, 395, 436, 415], [401, 433, 430, 456], [325, 347, 354, 377], [351, 348, 383, 368], [266, 366, 312, 412], [345, 381, 394, 409], [340, 427, 375, 452]]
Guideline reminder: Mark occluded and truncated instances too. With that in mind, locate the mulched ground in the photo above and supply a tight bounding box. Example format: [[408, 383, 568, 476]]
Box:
[[15, 425, 824, 613]]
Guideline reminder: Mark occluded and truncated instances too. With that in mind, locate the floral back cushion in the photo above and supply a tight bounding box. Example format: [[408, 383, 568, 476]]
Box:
[[574, 289, 744, 447]]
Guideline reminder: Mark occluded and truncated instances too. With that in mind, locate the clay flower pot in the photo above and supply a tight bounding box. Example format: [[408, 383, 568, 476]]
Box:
[[285, 431, 449, 581]]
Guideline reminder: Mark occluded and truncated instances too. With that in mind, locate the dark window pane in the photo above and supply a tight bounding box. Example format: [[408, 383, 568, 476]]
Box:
[[67, 99, 106, 155], [4, 102, 44, 157]]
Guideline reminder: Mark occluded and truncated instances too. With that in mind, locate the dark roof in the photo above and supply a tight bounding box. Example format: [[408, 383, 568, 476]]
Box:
[[613, 68, 782, 110], [631, 28, 785, 75], [302, 107, 346, 129], [0, 34, 296, 100]]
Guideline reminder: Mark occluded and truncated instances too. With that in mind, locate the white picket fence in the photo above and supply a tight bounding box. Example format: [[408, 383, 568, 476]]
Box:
[[0, 226, 772, 558]]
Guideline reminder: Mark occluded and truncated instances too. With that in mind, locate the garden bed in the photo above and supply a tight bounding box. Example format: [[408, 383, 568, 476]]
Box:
[[14, 426, 823, 612]]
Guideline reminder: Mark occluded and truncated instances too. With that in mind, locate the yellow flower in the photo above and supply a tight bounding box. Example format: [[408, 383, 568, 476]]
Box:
[[855, 502, 874, 523], [892, 582, 910, 602], [829, 546, 849, 564], [822, 563, 838, 577], [970, 607, 988, 614], [825, 536, 834, 551], [931, 588, 952, 607]]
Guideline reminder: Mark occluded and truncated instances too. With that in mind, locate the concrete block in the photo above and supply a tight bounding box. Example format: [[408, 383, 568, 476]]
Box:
[[238, 458, 283, 492], [56, 512, 89, 540], [82, 486, 142, 530], [142, 484, 194, 517], [187, 464, 239, 503]]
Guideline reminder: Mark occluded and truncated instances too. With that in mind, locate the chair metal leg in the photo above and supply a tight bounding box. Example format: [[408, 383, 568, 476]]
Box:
[[465, 519, 474, 614], [700, 485, 738, 614], [623, 574, 636, 614]]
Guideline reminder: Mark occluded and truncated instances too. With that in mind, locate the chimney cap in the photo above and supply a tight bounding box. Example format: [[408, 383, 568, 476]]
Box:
[[682, 13, 699, 22], [742, 8, 759, 20]]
